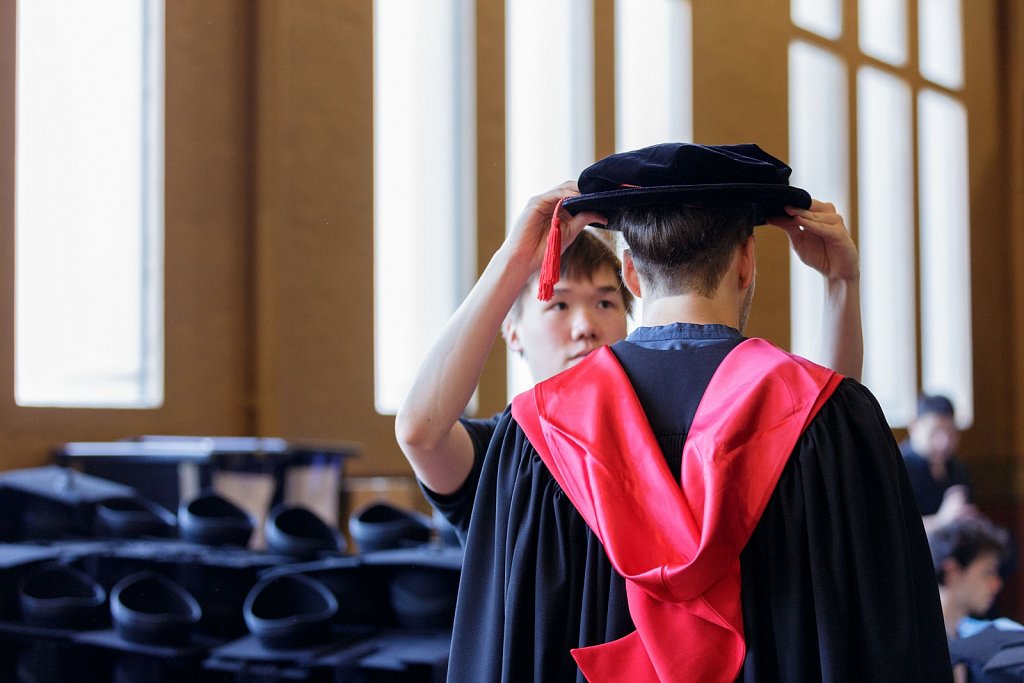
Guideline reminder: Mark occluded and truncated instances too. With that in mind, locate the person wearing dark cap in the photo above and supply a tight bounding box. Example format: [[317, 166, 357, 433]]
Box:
[[400, 143, 948, 682], [903, 393, 977, 534]]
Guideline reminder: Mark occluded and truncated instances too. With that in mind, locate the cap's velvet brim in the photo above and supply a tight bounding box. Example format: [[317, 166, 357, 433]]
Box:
[[561, 183, 812, 228]]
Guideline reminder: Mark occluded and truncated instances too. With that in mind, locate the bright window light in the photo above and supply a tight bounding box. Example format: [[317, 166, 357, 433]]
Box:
[[919, 0, 963, 89], [615, 0, 691, 151], [788, 41, 849, 364], [858, 66, 917, 426], [506, 0, 593, 399], [373, 0, 476, 415], [918, 89, 972, 427], [791, 0, 842, 39], [16, 0, 164, 408], [615, 0, 692, 329], [859, 0, 907, 65]]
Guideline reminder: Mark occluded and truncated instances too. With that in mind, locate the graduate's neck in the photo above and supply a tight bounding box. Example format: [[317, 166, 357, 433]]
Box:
[[627, 242, 752, 331], [640, 293, 740, 329]]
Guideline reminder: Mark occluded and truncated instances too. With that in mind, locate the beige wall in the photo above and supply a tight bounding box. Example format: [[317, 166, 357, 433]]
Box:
[[0, 0, 1021, 499]]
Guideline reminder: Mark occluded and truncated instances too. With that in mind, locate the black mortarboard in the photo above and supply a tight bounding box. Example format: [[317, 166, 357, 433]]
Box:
[[563, 143, 810, 223], [536, 143, 811, 300]]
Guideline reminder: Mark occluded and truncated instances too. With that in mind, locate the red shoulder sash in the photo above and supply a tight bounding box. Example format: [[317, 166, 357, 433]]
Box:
[[511, 338, 842, 682]]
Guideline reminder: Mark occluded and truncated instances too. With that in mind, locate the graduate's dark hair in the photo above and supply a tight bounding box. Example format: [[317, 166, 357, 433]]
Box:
[[929, 517, 1010, 585], [610, 202, 757, 298], [509, 230, 633, 320]]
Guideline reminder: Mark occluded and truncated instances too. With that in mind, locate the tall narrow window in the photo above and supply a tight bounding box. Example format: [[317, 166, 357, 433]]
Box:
[[858, 66, 917, 425], [791, 0, 842, 39], [373, 0, 476, 414], [788, 41, 849, 363], [506, 0, 593, 398], [16, 1, 164, 408], [788, 0, 971, 427], [615, 0, 692, 151], [859, 0, 907, 65], [919, 0, 963, 89], [918, 89, 972, 427]]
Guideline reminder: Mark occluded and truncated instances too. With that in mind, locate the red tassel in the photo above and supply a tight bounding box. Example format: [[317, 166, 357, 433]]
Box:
[[537, 198, 564, 301]]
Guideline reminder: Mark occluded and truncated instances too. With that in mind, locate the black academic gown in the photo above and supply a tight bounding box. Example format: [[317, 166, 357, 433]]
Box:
[[428, 327, 951, 682]]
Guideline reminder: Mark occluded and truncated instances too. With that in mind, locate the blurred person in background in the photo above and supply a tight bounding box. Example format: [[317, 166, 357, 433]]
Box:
[[902, 393, 977, 534]]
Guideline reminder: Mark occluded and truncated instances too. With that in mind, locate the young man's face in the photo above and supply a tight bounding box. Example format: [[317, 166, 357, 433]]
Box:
[[947, 551, 1004, 617], [506, 265, 629, 383]]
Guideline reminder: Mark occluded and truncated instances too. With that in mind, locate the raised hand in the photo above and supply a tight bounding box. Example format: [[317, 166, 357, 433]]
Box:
[[767, 200, 859, 282]]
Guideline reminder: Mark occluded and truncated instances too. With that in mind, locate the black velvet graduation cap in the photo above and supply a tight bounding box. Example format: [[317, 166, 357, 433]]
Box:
[[536, 143, 811, 300], [562, 142, 811, 224]]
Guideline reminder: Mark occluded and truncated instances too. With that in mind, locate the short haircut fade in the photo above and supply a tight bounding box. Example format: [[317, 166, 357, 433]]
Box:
[[610, 202, 757, 298]]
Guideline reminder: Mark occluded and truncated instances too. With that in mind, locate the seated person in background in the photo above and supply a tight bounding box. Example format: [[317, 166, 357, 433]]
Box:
[[902, 393, 977, 533], [930, 518, 1023, 682], [931, 517, 1016, 639]]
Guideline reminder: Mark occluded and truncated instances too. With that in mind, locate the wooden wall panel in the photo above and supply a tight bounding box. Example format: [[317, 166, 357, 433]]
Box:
[[251, 1, 398, 474], [961, 0, 1019, 497], [473, 0, 510, 418]]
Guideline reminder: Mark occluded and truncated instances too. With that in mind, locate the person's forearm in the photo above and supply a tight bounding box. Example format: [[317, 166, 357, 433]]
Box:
[[395, 243, 534, 491], [816, 275, 863, 381]]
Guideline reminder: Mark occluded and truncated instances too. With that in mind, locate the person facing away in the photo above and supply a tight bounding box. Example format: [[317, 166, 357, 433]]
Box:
[[930, 517, 1024, 682], [397, 142, 948, 682], [902, 393, 978, 534]]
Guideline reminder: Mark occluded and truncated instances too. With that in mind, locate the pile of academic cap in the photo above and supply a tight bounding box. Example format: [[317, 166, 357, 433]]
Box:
[[0, 465, 462, 682]]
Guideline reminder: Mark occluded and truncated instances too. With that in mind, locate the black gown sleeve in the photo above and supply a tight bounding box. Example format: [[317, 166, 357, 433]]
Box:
[[739, 378, 953, 682]]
